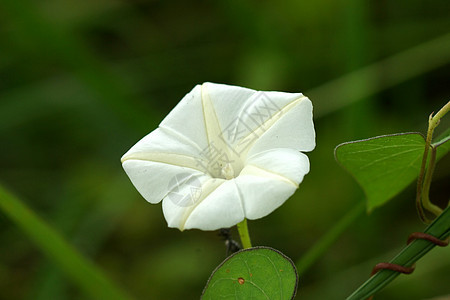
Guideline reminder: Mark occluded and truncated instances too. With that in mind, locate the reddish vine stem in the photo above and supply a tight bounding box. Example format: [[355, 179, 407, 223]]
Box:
[[366, 232, 449, 300], [370, 263, 415, 276], [407, 232, 449, 247]]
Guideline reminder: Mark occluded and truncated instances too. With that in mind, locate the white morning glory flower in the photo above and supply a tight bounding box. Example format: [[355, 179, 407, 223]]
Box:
[[121, 82, 315, 231]]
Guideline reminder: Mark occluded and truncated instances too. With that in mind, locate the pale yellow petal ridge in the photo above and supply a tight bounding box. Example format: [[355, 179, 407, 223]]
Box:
[[178, 178, 225, 230], [121, 152, 208, 173], [235, 95, 308, 155], [241, 164, 299, 188], [201, 83, 233, 160], [158, 125, 204, 153]]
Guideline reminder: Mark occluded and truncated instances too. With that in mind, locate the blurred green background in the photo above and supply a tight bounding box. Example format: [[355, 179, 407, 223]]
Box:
[[1, 0, 449, 299]]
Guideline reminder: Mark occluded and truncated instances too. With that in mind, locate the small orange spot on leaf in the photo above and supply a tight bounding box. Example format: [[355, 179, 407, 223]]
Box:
[[238, 277, 245, 285], [249, 273, 253, 277], [226, 269, 230, 273]]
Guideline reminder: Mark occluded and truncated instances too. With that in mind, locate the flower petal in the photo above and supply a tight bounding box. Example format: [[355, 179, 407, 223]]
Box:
[[121, 128, 208, 172], [163, 179, 244, 230], [234, 148, 310, 219], [247, 97, 315, 157], [122, 160, 206, 204], [234, 171, 297, 220], [159, 84, 209, 151], [184, 180, 245, 230], [162, 177, 222, 228], [246, 148, 310, 184], [201, 82, 255, 145], [121, 83, 316, 231], [204, 83, 308, 155], [163, 178, 245, 230]]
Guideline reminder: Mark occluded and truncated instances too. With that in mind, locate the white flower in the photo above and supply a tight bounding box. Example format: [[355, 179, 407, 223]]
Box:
[[121, 82, 315, 231]]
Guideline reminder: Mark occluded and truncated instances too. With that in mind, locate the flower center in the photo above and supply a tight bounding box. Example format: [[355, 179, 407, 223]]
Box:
[[203, 146, 244, 180], [220, 163, 235, 180], [208, 154, 243, 180]]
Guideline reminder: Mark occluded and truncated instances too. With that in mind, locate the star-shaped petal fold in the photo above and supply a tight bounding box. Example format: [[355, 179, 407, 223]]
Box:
[[121, 82, 315, 231]]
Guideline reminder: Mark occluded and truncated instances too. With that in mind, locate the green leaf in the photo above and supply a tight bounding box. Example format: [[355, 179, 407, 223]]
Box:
[[346, 205, 450, 300], [335, 133, 425, 211], [296, 201, 365, 275], [433, 127, 450, 155], [0, 184, 134, 300], [202, 247, 298, 300]]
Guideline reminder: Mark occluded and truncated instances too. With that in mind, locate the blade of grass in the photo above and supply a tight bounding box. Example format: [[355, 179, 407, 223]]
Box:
[[0, 183, 134, 300], [0, 0, 153, 132], [31, 173, 137, 299], [296, 200, 365, 275], [2, 33, 449, 131], [337, 0, 376, 140], [346, 205, 450, 300], [309, 32, 450, 118]]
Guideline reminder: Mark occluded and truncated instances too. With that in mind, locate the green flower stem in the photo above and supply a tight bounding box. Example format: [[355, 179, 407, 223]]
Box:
[[346, 205, 450, 300], [237, 219, 252, 249], [416, 100, 450, 221], [0, 184, 134, 300], [296, 201, 365, 275]]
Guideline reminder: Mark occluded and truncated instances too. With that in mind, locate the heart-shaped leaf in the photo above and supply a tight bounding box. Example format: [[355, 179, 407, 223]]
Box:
[[202, 246, 298, 300], [335, 132, 425, 212], [433, 127, 450, 149], [335, 130, 450, 212]]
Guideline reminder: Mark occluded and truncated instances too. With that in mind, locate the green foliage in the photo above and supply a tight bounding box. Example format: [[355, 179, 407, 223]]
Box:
[[434, 127, 450, 148], [0, 184, 134, 300], [202, 247, 298, 300], [296, 201, 365, 275], [335, 133, 426, 211], [346, 206, 450, 300], [1, 0, 449, 298]]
